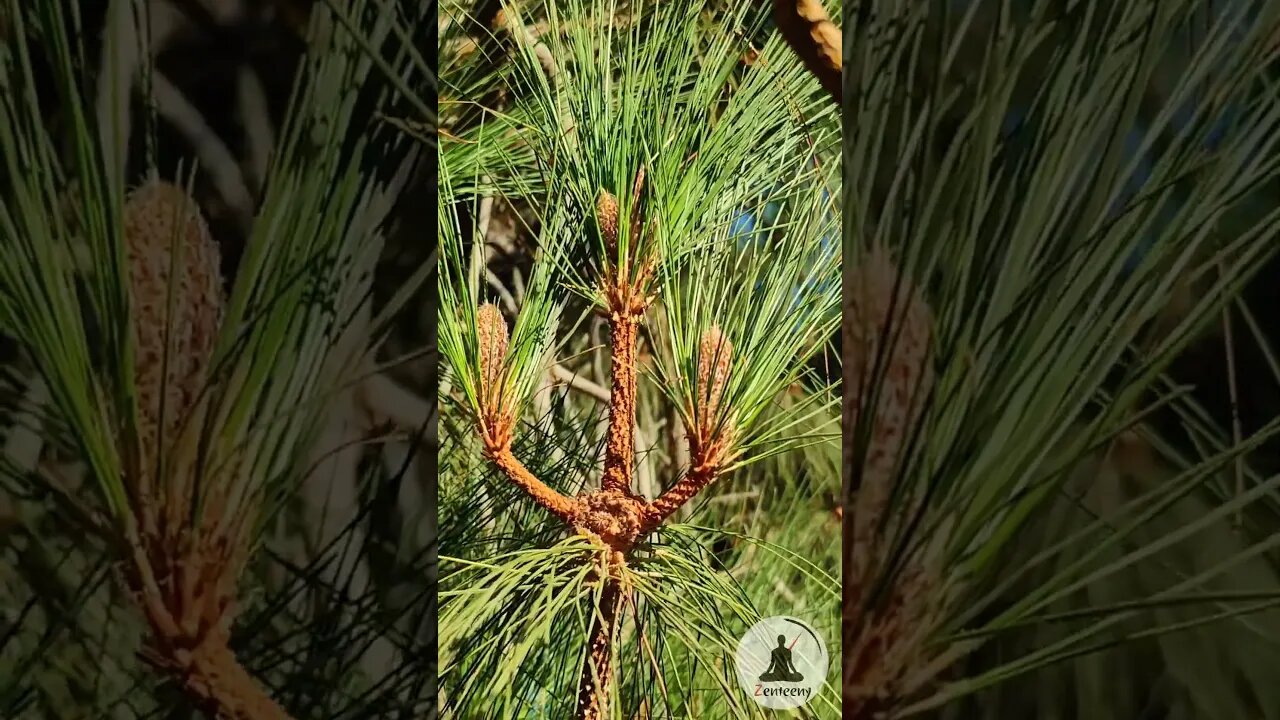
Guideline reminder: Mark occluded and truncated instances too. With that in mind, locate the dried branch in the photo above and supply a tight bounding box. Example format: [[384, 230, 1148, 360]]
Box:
[[550, 364, 611, 403], [151, 72, 256, 232], [357, 373, 436, 440], [96, 0, 264, 234], [235, 66, 275, 195]]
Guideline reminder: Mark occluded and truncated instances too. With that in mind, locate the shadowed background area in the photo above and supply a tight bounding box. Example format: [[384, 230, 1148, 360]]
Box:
[[843, 1, 1280, 718], [0, 1, 436, 717]]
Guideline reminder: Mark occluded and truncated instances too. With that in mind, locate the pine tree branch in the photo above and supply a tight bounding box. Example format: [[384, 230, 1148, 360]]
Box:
[[772, 0, 841, 103], [640, 327, 734, 532], [601, 313, 639, 493], [597, 169, 652, 496], [643, 464, 717, 532], [485, 443, 581, 524], [575, 564, 623, 720]]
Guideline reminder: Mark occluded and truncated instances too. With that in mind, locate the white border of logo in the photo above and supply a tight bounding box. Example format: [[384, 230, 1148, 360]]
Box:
[[734, 615, 829, 709]]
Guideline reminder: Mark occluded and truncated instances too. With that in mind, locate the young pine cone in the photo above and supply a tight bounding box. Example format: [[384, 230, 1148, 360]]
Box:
[[124, 179, 225, 459]]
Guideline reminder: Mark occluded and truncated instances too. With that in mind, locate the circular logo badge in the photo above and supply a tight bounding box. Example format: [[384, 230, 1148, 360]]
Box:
[[734, 615, 828, 709]]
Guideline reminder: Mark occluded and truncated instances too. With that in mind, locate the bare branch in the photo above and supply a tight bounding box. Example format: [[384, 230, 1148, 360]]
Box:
[[550, 364, 611, 404]]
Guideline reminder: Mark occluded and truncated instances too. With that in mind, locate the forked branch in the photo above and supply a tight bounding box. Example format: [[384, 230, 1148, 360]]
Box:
[[466, 168, 743, 720], [475, 302, 582, 524], [470, 174, 735, 536]]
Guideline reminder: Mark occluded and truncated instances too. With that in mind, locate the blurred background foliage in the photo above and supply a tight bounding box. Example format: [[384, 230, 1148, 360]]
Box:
[[0, 0, 436, 717], [846, 0, 1280, 718]]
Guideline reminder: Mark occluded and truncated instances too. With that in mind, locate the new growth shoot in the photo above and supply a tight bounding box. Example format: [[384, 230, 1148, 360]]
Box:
[[123, 181, 291, 720]]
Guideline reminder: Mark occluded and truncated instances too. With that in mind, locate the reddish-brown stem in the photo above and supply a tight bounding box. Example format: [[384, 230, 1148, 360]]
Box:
[[475, 302, 582, 523], [601, 313, 639, 493], [129, 552, 291, 720], [487, 443, 581, 523], [575, 572, 622, 720], [173, 642, 292, 720], [772, 0, 842, 103], [643, 462, 718, 533]]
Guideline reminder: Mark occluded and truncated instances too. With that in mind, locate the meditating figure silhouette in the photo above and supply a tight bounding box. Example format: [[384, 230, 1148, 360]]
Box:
[[758, 634, 804, 682]]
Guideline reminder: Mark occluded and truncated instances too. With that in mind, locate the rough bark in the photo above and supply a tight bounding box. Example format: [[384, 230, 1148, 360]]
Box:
[[643, 463, 715, 532], [601, 314, 639, 493], [487, 443, 582, 523], [575, 573, 622, 720]]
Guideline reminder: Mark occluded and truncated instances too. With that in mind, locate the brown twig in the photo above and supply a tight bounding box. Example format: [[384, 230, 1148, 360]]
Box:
[[551, 364, 612, 403], [601, 312, 640, 493], [487, 443, 582, 524], [772, 0, 842, 103], [575, 555, 624, 720]]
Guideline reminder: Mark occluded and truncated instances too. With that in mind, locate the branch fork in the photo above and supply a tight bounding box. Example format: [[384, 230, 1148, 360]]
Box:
[[467, 167, 742, 719]]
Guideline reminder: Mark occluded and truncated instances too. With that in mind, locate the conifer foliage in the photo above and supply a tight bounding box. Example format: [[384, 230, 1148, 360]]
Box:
[[438, 1, 840, 717]]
